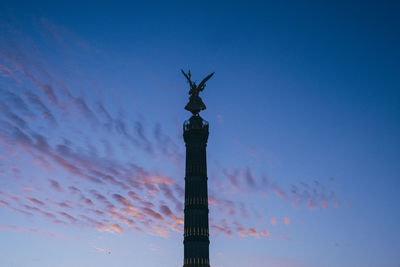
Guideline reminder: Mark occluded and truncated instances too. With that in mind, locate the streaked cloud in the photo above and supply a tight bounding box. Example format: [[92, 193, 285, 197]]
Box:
[[0, 18, 343, 245]]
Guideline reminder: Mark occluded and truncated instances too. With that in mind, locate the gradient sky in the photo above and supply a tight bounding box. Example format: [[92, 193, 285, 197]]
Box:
[[0, 1, 399, 267]]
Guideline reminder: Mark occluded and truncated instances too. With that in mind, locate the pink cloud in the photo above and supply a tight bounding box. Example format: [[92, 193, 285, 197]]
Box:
[[22, 186, 33, 192], [208, 197, 217, 206], [307, 198, 317, 210], [261, 229, 270, 237], [113, 194, 136, 211], [237, 226, 247, 237], [128, 191, 154, 208], [248, 228, 259, 238], [322, 200, 328, 209], [0, 224, 58, 238], [159, 205, 183, 225], [274, 187, 287, 200], [0, 27, 343, 244], [141, 207, 164, 221], [283, 216, 290, 225], [27, 198, 45, 207], [152, 226, 168, 238], [110, 224, 123, 234], [211, 224, 233, 237], [96, 225, 116, 234]]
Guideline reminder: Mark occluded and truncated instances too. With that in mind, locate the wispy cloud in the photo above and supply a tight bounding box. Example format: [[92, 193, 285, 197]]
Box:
[[0, 224, 59, 238], [0, 17, 342, 243]]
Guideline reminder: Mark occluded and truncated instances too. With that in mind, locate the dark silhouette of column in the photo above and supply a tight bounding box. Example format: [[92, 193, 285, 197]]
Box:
[[183, 114, 210, 267], [181, 69, 214, 267]]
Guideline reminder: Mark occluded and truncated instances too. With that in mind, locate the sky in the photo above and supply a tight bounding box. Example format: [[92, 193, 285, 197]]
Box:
[[0, 1, 399, 266]]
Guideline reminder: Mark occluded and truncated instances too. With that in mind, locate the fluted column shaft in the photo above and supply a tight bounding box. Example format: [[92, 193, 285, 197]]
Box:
[[183, 115, 210, 267]]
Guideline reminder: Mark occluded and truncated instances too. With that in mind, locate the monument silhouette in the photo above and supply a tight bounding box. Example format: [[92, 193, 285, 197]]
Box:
[[182, 70, 214, 267]]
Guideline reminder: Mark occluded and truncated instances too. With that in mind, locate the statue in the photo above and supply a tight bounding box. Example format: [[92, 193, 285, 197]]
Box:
[[181, 69, 214, 115]]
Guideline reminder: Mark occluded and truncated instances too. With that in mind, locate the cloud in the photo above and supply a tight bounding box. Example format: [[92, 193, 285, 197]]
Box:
[[46, 200, 71, 209], [211, 224, 232, 237], [110, 224, 123, 234], [236, 225, 247, 237], [0, 198, 33, 216], [108, 209, 135, 226], [81, 195, 94, 206], [222, 168, 240, 191], [23, 205, 56, 219], [71, 97, 98, 127], [0, 63, 18, 80], [22, 186, 33, 192], [22, 90, 57, 126], [274, 187, 287, 200], [0, 37, 192, 238], [49, 179, 63, 192], [152, 226, 168, 238], [0, 18, 343, 245], [0, 224, 58, 238], [0, 103, 29, 129], [27, 198, 45, 207], [153, 123, 183, 167], [260, 229, 270, 237], [68, 186, 81, 195], [0, 89, 35, 119], [283, 216, 290, 225], [90, 190, 114, 209], [239, 203, 249, 218], [59, 212, 77, 223], [307, 198, 317, 210], [128, 191, 154, 208], [245, 167, 255, 187], [134, 120, 153, 154], [141, 207, 164, 221], [248, 228, 259, 238], [22, 70, 59, 105], [113, 194, 136, 211], [211, 219, 233, 237], [159, 205, 183, 225], [96, 224, 122, 234]]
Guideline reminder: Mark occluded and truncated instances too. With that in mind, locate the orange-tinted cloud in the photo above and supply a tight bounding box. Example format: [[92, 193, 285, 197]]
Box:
[[152, 226, 168, 237], [261, 229, 270, 237], [110, 224, 123, 234], [237, 226, 247, 237], [283, 216, 290, 225], [248, 228, 259, 238]]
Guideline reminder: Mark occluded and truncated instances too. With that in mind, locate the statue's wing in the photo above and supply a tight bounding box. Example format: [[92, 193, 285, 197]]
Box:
[[198, 72, 215, 91], [181, 69, 194, 89]]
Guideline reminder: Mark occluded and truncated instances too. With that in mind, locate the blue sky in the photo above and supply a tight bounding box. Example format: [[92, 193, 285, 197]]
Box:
[[0, 1, 399, 266]]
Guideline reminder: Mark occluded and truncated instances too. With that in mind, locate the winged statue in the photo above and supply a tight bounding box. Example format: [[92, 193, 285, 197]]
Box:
[[181, 69, 214, 115]]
